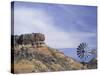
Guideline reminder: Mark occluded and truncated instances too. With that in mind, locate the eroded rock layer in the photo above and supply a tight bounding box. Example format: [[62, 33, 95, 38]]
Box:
[[11, 33, 87, 74]]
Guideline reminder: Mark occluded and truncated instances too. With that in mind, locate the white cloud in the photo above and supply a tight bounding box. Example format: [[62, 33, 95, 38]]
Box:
[[14, 7, 96, 48]]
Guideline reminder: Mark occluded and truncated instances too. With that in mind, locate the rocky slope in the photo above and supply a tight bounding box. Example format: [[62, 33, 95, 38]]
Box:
[[11, 33, 87, 74]]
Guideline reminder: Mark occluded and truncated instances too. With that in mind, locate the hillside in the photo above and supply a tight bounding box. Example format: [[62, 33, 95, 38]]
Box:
[[11, 33, 87, 74]]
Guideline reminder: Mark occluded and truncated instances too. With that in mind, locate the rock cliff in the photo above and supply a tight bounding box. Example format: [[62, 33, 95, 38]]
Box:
[[13, 33, 45, 48], [11, 33, 87, 74]]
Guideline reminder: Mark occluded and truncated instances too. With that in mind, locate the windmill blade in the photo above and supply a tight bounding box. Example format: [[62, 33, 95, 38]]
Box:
[[84, 54, 89, 60], [78, 45, 82, 50], [77, 52, 81, 56], [77, 51, 81, 54], [77, 48, 81, 50], [79, 44, 84, 50], [78, 52, 84, 58], [83, 43, 87, 49], [79, 43, 83, 48], [81, 43, 85, 48], [84, 43, 87, 48]]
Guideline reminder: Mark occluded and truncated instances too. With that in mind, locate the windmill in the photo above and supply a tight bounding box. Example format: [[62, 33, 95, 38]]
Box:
[[77, 42, 96, 63]]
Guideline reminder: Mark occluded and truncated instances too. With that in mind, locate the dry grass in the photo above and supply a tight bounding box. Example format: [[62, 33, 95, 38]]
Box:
[[13, 59, 34, 73], [68, 59, 84, 70], [31, 59, 48, 72], [13, 59, 48, 73], [51, 63, 63, 71]]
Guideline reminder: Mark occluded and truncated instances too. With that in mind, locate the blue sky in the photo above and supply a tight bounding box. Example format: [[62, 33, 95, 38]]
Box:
[[13, 1, 97, 48]]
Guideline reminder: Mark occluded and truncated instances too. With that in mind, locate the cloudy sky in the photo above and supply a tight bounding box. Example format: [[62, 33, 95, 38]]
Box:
[[12, 1, 97, 48]]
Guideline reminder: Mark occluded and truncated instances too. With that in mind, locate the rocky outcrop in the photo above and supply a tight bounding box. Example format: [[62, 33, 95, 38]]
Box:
[[13, 33, 45, 48], [11, 33, 87, 74]]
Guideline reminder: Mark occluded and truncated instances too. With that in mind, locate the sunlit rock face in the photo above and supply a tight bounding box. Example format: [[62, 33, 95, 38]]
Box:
[[32, 33, 45, 48], [12, 33, 87, 74], [13, 33, 45, 48]]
